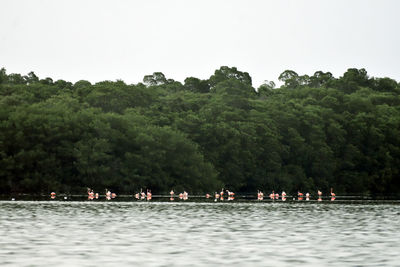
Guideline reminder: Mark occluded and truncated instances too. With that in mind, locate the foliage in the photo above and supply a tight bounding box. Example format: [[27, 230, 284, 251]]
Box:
[[0, 67, 399, 195]]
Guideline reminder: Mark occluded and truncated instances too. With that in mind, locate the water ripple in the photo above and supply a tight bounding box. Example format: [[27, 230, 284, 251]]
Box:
[[0, 201, 399, 266]]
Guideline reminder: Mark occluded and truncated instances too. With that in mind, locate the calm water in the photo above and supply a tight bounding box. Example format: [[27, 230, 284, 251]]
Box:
[[1, 200, 399, 266]]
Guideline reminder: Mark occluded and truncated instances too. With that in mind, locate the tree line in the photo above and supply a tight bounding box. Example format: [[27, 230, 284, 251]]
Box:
[[1, 66, 399, 196]]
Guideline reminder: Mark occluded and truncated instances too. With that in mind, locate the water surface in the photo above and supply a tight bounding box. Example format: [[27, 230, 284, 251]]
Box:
[[1, 201, 399, 266]]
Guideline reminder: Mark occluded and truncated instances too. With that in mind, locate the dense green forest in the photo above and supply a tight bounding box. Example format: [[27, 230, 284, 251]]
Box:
[[1, 67, 399, 195]]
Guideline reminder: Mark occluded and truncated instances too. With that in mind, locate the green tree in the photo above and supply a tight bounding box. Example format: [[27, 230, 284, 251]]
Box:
[[184, 77, 210, 93], [143, 72, 167, 86], [209, 66, 252, 87]]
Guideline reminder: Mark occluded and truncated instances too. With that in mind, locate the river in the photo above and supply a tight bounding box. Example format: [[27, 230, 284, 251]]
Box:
[[1, 200, 399, 266]]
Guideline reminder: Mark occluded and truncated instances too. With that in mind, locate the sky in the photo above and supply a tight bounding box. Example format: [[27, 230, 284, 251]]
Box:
[[1, 0, 399, 87]]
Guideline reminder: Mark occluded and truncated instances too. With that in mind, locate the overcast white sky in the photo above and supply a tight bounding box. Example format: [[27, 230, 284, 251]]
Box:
[[1, 0, 399, 87]]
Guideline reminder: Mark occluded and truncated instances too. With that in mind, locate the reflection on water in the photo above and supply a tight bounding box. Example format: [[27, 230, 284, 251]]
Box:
[[0, 201, 399, 266]]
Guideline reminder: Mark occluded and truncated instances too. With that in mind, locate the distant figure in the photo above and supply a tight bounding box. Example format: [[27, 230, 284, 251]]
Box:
[[95, 193, 99, 199], [135, 193, 140, 199], [50, 192, 56, 199], [257, 190, 264, 201], [88, 188, 94, 200], [269, 191, 275, 200], [90, 193, 94, 200], [226, 190, 235, 197], [318, 190, 322, 197], [105, 189, 112, 200], [227, 190, 234, 200], [170, 190, 174, 197], [281, 191, 287, 198], [205, 193, 210, 199], [298, 191, 303, 201], [330, 188, 336, 201], [146, 190, 152, 200], [305, 193, 310, 201], [183, 191, 188, 200]]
